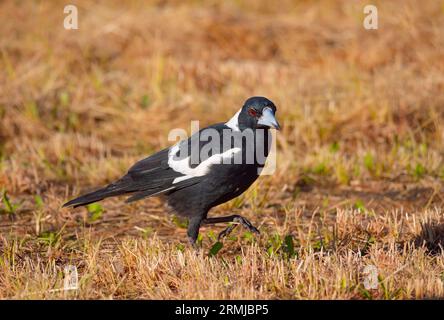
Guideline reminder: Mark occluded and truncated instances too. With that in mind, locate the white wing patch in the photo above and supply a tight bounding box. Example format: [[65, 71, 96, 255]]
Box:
[[169, 145, 241, 184], [225, 108, 241, 131]]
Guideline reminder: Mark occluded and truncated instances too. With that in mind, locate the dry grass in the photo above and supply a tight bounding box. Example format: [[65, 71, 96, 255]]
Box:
[[1, 0, 444, 299]]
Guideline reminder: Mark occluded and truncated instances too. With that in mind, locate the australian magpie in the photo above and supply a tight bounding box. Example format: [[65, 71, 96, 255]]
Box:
[[63, 96, 280, 244]]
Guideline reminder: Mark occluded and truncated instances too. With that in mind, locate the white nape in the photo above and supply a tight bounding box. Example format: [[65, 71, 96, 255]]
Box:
[[225, 109, 241, 131], [169, 145, 241, 184]]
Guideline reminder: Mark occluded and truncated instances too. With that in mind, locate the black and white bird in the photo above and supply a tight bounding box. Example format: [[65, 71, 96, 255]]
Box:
[[63, 96, 280, 244]]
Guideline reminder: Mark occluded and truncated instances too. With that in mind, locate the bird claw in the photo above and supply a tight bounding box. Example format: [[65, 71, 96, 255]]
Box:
[[188, 236, 201, 250], [233, 216, 260, 235], [217, 215, 260, 240], [217, 224, 238, 241]]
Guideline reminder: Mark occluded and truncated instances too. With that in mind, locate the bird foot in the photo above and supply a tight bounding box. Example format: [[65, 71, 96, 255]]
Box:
[[188, 236, 196, 245], [218, 215, 260, 240], [188, 236, 201, 250]]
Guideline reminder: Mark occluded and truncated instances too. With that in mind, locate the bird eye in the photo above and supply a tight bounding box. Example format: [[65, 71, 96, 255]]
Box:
[[248, 108, 258, 117]]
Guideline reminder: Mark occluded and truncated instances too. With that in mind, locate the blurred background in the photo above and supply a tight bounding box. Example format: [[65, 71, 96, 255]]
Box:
[[2, 0, 444, 209], [1, 0, 444, 299]]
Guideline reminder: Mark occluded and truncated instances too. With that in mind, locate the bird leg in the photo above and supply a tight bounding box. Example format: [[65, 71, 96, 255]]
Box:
[[202, 215, 260, 240], [187, 216, 202, 247]]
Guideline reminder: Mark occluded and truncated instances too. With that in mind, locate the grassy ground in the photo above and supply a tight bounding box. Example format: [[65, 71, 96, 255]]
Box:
[[1, 0, 444, 299]]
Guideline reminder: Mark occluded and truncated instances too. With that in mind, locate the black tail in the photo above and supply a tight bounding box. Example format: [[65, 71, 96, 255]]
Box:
[[63, 176, 134, 208]]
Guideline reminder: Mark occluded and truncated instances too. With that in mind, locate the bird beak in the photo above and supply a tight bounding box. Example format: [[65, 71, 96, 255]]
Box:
[[258, 107, 281, 130]]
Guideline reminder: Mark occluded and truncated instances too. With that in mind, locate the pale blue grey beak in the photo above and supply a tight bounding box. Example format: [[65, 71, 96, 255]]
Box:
[[257, 107, 281, 130]]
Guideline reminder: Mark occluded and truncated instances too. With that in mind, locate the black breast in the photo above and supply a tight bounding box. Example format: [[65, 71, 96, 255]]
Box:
[[165, 125, 272, 218]]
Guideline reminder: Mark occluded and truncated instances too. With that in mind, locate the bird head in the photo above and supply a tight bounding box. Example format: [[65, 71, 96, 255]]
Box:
[[237, 96, 280, 131]]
